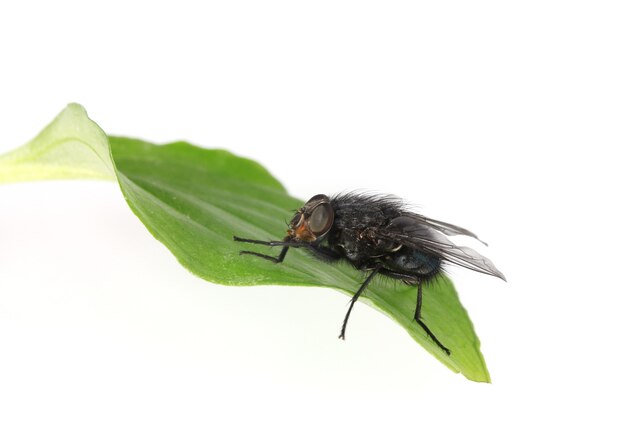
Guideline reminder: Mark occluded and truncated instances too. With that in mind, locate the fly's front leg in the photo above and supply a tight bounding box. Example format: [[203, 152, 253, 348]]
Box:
[[240, 245, 290, 264], [233, 235, 304, 264]]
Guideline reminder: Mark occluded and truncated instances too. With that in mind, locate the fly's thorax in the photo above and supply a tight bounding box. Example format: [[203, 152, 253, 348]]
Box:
[[325, 226, 391, 265]]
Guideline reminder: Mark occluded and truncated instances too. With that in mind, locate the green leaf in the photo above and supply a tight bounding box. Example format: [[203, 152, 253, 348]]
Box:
[[0, 105, 490, 382], [0, 104, 115, 183]]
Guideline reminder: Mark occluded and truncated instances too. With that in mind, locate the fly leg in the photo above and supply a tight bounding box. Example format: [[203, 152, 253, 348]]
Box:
[[239, 245, 290, 264], [339, 265, 381, 340], [379, 268, 450, 356], [233, 235, 306, 264], [415, 279, 451, 356]]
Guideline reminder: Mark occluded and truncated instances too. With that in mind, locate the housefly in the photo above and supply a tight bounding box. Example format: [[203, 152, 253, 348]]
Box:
[[233, 192, 505, 356]]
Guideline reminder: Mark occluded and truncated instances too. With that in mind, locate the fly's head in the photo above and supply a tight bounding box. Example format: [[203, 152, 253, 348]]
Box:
[[287, 194, 334, 242]]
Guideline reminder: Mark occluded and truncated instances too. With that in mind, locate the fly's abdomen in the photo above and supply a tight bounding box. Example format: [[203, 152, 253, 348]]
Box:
[[384, 247, 441, 277]]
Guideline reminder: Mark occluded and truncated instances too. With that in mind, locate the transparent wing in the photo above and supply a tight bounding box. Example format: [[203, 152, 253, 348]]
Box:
[[374, 214, 506, 281], [415, 215, 488, 245]]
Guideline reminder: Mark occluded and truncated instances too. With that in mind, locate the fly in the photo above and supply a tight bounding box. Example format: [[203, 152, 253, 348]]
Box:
[[233, 192, 505, 356]]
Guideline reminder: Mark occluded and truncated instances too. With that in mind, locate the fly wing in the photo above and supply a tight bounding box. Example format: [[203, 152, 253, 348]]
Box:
[[415, 215, 488, 245], [374, 214, 506, 281]]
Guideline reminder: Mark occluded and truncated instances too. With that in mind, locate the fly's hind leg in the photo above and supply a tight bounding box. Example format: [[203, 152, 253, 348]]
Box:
[[379, 268, 450, 356], [415, 278, 451, 356]]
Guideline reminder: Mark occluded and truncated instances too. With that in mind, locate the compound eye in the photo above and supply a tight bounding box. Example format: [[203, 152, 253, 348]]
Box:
[[308, 203, 334, 236], [290, 212, 303, 228]]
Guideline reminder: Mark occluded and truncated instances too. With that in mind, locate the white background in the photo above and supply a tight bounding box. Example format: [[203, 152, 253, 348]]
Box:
[[1, 1, 625, 446]]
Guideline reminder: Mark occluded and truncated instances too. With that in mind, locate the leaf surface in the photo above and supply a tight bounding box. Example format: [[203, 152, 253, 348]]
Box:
[[0, 105, 491, 382]]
